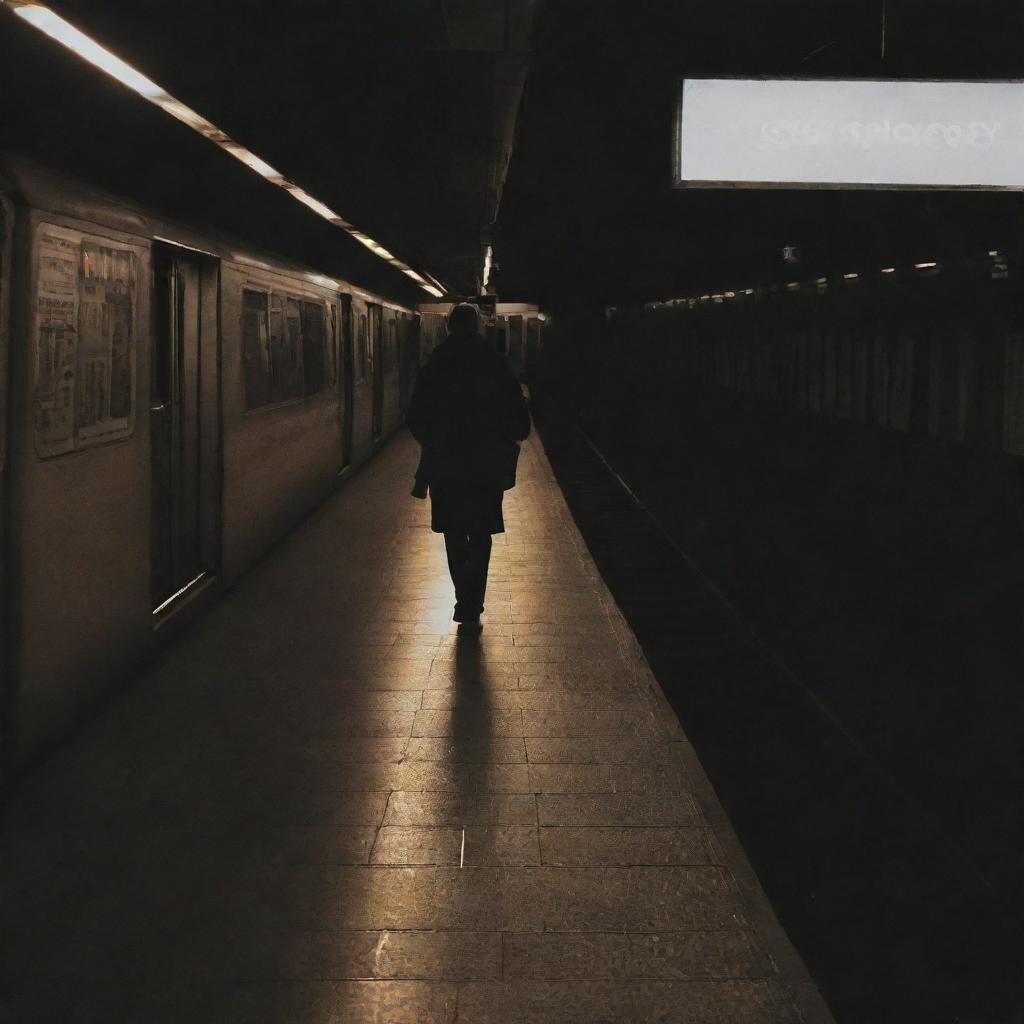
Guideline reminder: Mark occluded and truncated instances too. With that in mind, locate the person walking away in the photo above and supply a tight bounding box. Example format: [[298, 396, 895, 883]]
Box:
[[407, 303, 531, 628]]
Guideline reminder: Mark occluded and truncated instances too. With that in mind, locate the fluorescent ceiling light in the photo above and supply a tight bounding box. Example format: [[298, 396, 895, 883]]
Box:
[[5, 0, 446, 297], [225, 147, 283, 181], [13, 2, 164, 98], [914, 261, 938, 268], [881, 266, 896, 273], [843, 272, 859, 279]]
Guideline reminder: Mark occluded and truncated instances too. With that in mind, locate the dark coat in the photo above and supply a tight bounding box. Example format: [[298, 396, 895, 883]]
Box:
[[407, 334, 530, 534]]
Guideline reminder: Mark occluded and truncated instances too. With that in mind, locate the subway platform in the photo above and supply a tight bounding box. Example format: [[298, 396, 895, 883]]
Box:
[[1, 432, 833, 1024]]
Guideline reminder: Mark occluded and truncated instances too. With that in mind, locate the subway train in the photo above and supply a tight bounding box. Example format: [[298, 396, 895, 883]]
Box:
[[0, 159, 542, 771]]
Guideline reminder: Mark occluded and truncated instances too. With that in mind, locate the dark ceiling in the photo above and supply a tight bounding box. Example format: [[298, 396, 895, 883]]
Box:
[[0, 0, 532, 301], [500, 0, 1024, 309], [4, 1, 1024, 310]]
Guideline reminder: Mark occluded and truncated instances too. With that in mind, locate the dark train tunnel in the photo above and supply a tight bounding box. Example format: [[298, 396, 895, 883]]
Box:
[[1, 2, 1022, 1022]]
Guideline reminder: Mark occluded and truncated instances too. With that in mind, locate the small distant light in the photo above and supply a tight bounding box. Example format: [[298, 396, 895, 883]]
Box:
[[482, 245, 493, 288], [914, 261, 938, 269], [724, 290, 735, 298], [814, 276, 828, 285], [786, 282, 800, 290], [6, 0, 445, 296], [881, 267, 896, 274], [989, 250, 1000, 257], [843, 272, 858, 280], [743, 288, 754, 295]]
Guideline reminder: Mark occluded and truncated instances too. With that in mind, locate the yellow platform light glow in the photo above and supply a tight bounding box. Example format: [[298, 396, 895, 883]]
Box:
[[4, 0, 446, 297]]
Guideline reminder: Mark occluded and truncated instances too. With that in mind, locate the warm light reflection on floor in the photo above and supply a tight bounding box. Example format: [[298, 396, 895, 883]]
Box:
[[0, 435, 815, 1021]]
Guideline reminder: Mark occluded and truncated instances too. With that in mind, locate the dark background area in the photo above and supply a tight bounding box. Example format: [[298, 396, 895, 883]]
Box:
[[0, 0, 508, 301], [500, 0, 1024, 307]]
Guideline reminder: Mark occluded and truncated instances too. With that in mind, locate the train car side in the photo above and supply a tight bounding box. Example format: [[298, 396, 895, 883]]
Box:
[[0, 163, 419, 768]]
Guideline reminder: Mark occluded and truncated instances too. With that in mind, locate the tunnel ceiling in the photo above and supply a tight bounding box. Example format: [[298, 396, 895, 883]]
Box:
[[0, 0, 539, 299], [498, 0, 1024, 309], [5, 1, 1024, 308]]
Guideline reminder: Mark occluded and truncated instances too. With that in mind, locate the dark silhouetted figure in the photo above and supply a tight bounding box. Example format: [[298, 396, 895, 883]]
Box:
[[407, 303, 530, 627]]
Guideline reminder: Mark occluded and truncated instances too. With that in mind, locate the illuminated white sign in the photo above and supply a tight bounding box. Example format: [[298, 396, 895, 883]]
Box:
[[676, 78, 1024, 189]]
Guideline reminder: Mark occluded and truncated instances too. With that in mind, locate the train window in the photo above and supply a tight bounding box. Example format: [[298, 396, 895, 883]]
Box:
[[384, 317, 397, 377], [242, 289, 271, 409], [301, 300, 325, 396], [267, 294, 303, 403]]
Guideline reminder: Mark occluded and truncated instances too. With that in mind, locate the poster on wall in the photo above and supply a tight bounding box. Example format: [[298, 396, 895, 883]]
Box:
[[33, 225, 137, 457]]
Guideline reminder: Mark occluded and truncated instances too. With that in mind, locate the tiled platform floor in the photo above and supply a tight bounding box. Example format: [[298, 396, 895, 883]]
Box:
[[1, 433, 833, 1023]]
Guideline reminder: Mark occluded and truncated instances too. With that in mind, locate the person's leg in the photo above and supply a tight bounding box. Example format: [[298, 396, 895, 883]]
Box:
[[444, 532, 470, 619], [462, 533, 493, 616]]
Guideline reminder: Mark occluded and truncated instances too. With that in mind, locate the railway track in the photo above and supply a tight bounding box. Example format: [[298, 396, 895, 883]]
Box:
[[535, 407, 1021, 1024]]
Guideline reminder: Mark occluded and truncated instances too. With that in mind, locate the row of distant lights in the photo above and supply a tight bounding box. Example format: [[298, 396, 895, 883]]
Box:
[[644, 251, 1006, 311], [5, 0, 447, 298]]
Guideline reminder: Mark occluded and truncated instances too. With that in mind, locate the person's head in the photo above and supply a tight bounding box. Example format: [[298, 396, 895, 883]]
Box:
[[447, 302, 481, 340]]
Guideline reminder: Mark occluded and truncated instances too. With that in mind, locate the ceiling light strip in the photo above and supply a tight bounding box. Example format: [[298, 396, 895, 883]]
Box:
[[5, 0, 446, 297]]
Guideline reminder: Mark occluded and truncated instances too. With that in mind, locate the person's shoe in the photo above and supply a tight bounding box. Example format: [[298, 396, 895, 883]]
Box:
[[457, 617, 483, 632]]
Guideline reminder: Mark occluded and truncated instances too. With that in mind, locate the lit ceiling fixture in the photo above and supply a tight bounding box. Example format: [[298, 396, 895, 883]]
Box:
[[482, 245, 493, 289], [914, 261, 938, 269], [843, 272, 859, 279], [4, 0, 446, 298], [881, 266, 896, 273]]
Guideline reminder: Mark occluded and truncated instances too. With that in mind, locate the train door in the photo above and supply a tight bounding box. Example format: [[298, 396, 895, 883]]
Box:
[[150, 245, 220, 616], [368, 303, 383, 441], [339, 294, 354, 470]]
